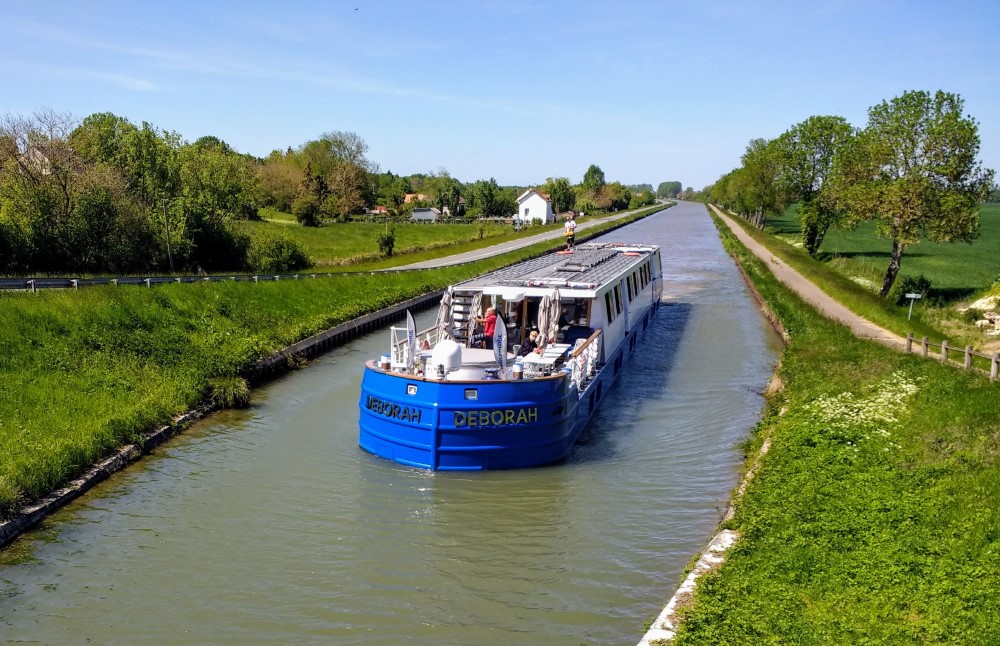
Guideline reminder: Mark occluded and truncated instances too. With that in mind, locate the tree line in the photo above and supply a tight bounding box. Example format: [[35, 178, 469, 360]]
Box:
[[0, 109, 675, 275], [705, 90, 995, 297]]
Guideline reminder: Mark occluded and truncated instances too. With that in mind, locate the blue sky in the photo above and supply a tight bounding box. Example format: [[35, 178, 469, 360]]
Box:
[[4, 1, 998, 190]]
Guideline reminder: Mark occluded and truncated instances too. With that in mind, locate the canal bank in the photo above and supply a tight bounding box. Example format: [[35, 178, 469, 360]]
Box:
[[648, 205, 1000, 643]]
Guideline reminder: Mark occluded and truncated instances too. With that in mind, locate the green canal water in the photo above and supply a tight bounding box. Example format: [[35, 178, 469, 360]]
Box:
[[0, 202, 782, 644]]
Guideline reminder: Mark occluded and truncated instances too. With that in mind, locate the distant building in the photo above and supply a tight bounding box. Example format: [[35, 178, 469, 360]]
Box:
[[368, 204, 388, 214], [412, 207, 442, 222], [515, 189, 553, 225], [403, 193, 429, 204]]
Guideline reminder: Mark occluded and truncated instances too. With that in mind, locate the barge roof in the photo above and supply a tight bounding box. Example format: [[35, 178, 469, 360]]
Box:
[[453, 242, 658, 297]]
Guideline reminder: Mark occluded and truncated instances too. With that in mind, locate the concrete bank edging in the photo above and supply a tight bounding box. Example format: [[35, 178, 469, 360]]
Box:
[[0, 290, 444, 549]]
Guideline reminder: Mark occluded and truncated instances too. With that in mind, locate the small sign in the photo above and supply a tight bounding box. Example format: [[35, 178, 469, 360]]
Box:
[[905, 293, 922, 299]]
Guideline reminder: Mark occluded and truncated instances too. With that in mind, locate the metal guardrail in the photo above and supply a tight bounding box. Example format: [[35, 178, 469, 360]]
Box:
[[0, 269, 426, 292]]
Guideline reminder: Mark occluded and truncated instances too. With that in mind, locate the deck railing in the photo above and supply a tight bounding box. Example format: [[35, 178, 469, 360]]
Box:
[[568, 330, 603, 391], [905, 333, 1000, 381]]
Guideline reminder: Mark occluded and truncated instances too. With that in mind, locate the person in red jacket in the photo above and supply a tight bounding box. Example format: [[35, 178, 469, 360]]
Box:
[[472, 307, 497, 348]]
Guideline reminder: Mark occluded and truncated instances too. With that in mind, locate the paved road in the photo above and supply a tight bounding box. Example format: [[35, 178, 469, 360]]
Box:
[[388, 207, 660, 270], [710, 204, 906, 350]]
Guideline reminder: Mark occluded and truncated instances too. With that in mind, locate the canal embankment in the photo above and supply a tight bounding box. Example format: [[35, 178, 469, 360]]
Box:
[[647, 205, 1000, 643]]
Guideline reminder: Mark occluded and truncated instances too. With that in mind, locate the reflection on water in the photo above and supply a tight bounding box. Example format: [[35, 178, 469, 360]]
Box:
[[0, 202, 782, 645]]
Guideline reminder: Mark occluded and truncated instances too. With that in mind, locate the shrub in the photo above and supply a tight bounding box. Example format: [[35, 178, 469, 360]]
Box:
[[375, 227, 395, 257], [208, 376, 251, 408], [246, 229, 312, 273], [890, 274, 932, 305], [292, 193, 321, 227]]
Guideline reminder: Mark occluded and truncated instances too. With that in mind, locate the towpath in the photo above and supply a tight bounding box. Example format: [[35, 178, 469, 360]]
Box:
[[709, 204, 906, 350], [388, 206, 660, 270]]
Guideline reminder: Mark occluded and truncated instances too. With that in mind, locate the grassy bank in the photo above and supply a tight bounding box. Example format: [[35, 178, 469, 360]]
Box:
[[0, 205, 667, 519], [238, 216, 514, 267], [670, 214, 1000, 643]]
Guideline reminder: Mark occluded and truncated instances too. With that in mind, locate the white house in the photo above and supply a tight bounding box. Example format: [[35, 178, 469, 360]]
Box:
[[515, 189, 554, 225], [412, 207, 442, 222]]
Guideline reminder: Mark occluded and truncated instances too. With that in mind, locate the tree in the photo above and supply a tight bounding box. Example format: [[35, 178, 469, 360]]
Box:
[[829, 90, 995, 297], [774, 115, 854, 255], [738, 138, 786, 228], [540, 177, 574, 213], [657, 181, 682, 199], [581, 164, 606, 193]]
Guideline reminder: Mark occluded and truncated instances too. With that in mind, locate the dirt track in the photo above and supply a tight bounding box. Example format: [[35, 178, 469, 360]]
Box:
[[708, 204, 907, 350]]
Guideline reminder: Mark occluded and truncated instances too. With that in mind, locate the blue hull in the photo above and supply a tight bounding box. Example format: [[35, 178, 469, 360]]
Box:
[[358, 302, 660, 470]]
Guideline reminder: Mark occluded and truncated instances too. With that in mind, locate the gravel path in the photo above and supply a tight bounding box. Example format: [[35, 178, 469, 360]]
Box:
[[709, 204, 907, 350]]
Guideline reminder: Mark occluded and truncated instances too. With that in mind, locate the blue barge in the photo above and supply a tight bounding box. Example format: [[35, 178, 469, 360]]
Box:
[[358, 242, 663, 470]]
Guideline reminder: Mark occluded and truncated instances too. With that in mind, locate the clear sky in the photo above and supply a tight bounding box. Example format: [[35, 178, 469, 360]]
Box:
[[4, 0, 998, 190]]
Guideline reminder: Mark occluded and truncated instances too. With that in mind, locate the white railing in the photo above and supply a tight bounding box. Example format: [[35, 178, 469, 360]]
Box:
[[389, 325, 440, 371], [568, 330, 602, 392]]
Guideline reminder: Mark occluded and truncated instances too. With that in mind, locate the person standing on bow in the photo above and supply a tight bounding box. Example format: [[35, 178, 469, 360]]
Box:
[[564, 213, 577, 251]]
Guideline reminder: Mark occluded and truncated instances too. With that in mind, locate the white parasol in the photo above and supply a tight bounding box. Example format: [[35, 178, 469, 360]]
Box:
[[537, 294, 551, 350], [435, 288, 453, 341]]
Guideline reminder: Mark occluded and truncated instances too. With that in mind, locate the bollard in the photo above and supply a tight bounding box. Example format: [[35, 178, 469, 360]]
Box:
[[145, 278, 151, 288], [941, 340, 949, 364], [71, 279, 79, 290], [28, 279, 36, 293]]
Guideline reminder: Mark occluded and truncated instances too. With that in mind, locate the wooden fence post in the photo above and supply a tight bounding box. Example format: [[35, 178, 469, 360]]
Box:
[[906, 333, 913, 353], [941, 341, 949, 364], [992, 353, 999, 382], [965, 345, 973, 370], [921, 336, 929, 358]]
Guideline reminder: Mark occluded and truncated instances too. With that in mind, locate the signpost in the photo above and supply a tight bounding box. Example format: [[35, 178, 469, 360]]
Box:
[[906, 292, 922, 320]]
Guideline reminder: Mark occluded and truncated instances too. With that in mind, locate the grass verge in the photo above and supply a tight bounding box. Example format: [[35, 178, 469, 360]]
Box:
[[670, 211, 1000, 644]]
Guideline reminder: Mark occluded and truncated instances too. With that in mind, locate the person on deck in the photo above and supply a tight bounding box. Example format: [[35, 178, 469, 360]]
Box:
[[517, 330, 541, 356], [471, 307, 497, 348]]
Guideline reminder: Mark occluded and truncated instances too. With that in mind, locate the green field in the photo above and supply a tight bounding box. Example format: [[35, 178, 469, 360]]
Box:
[[671, 214, 1000, 644], [766, 203, 1000, 300], [241, 213, 526, 267]]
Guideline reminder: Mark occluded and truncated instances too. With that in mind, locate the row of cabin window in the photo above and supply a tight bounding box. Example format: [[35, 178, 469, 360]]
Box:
[[603, 259, 653, 324]]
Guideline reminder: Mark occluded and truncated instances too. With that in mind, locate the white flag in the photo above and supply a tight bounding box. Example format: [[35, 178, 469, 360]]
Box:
[[405, 310, 416, 372]]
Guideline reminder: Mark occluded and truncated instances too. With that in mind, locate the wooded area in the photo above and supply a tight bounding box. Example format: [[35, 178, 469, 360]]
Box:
[[0, 109, 679, 276]]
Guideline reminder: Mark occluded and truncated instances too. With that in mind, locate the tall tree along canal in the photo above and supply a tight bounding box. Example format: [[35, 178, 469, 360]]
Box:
[[0, 201, 782, 645]]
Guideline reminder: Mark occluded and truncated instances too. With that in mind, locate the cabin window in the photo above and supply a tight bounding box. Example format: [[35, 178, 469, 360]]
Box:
[[604, 292, 614, 322], [626, 276, 633, 301], [613, 285, 622, 314]]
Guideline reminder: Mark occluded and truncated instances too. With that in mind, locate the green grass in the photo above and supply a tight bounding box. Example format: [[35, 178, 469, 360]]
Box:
[[0, 205, 667, 519], [767, 203, 1000, 300], [671, 214, 1000, 644]]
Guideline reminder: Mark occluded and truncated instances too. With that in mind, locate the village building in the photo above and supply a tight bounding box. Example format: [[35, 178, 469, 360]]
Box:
[[515, 189, 554, 225]]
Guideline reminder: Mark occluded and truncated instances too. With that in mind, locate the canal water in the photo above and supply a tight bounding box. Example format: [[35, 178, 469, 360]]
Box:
[[0, 202, 782, 645]]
